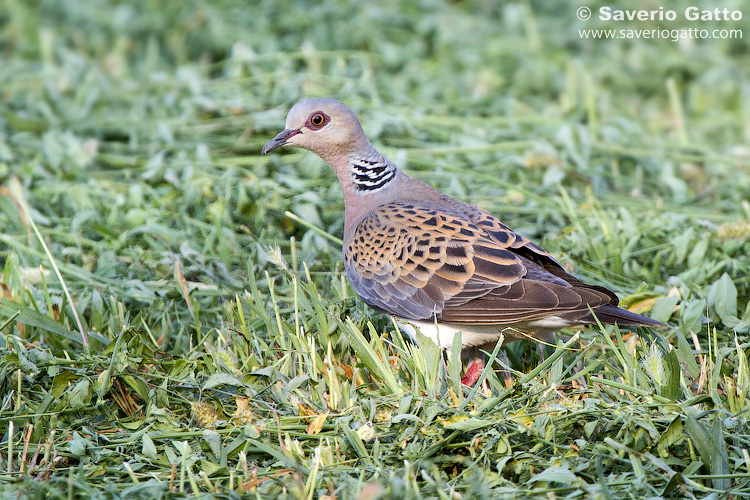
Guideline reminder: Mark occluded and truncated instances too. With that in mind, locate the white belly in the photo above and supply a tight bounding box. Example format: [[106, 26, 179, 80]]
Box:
[[396, 317, 565, 350]]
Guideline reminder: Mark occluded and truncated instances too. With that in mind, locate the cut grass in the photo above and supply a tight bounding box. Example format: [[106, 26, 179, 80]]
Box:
[[1, 0, 750, 498]]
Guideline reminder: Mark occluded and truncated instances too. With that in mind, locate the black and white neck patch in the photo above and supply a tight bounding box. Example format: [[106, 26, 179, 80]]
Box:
[[351, 158, 396, 192]]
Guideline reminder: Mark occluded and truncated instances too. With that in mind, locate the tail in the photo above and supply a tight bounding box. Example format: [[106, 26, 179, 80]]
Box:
[[579, 304, 667, 328]]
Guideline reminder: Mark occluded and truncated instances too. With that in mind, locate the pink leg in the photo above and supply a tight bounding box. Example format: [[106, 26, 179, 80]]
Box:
[[461, 357, 485, 386]]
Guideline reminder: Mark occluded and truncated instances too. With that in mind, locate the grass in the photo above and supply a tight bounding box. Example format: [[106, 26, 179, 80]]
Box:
[[1, 0, 750, 498]]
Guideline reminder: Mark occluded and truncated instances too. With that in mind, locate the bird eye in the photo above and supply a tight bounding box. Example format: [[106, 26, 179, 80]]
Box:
[[310, 113, 325, 127]]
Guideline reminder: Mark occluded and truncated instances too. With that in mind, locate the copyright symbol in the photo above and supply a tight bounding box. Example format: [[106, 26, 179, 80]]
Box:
[[577, 6, 591, 21]]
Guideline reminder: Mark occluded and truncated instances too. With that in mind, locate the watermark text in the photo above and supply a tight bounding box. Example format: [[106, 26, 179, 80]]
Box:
[[577, 5, 743, 42]]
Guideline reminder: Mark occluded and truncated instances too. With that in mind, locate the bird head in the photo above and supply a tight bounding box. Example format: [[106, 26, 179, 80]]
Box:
[[261, 98, 368, 161]]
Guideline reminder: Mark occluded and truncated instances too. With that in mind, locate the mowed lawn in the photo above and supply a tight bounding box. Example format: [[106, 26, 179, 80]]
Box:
[[1, 1, 749, 498]]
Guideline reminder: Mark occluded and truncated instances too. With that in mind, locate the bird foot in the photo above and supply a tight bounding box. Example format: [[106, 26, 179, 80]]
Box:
[[461, 358, 485, 386]]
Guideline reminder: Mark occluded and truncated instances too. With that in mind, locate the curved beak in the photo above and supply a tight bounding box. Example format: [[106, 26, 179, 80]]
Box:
[[261, 129, 301, 155]]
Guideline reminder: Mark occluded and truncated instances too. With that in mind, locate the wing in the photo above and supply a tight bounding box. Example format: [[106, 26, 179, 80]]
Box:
[[445, 204, 620, 323], [343, 201, 616, 324]]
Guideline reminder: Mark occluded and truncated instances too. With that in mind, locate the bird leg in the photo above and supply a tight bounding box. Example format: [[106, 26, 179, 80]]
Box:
[[461, 357, 485, 386], [461, 342, 510, 388]]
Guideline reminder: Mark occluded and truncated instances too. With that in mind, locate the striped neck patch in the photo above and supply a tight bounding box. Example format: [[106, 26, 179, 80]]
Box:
[[350, 158, 397, 192]]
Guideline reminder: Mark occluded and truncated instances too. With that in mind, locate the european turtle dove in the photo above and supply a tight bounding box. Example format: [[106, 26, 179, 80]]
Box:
[[262, 98, 665, 386]]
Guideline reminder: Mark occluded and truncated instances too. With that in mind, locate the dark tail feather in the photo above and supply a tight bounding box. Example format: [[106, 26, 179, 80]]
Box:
[[578, 304, 667, 328]]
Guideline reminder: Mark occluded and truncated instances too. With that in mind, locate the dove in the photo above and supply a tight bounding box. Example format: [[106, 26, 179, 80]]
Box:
[[262, 98, 665, 386]]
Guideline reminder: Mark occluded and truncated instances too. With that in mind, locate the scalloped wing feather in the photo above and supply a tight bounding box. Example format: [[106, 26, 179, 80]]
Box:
[[343, 201, 619, 325]]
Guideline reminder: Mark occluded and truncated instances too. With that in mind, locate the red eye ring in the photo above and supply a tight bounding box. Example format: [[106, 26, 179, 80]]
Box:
[[307, 111, 329, 130], [310, 113, 325, 127]]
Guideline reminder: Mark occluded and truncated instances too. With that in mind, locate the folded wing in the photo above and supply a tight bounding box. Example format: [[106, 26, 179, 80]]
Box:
[[344, 201, 620, 325]]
